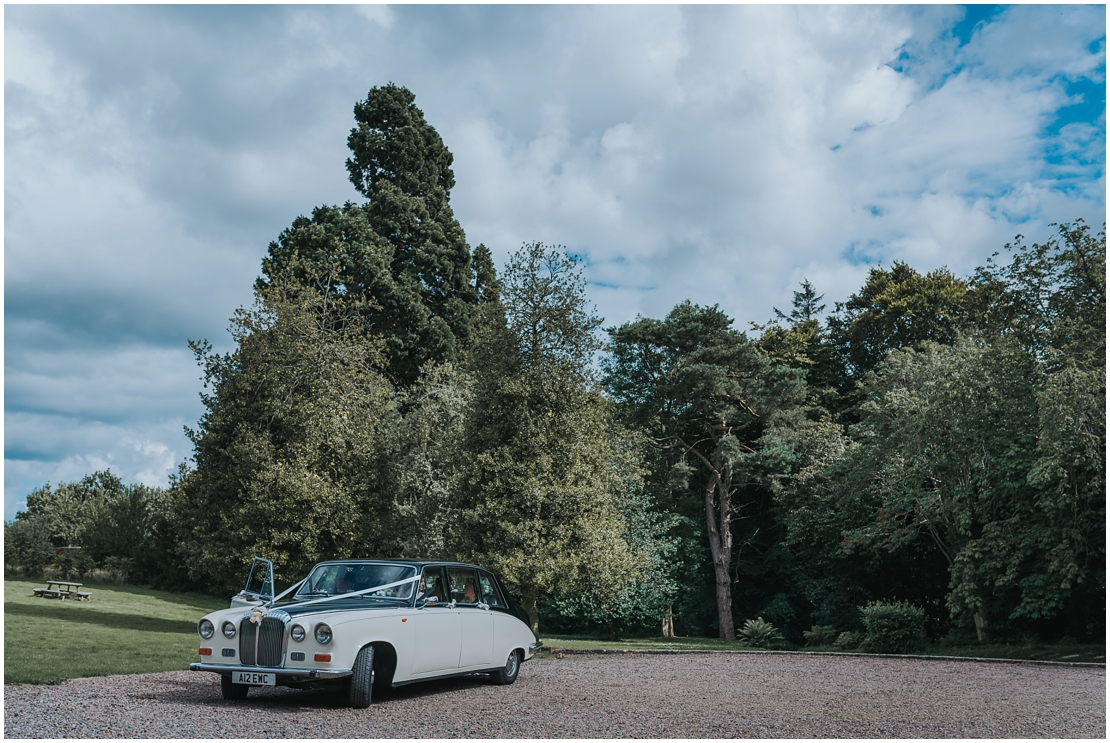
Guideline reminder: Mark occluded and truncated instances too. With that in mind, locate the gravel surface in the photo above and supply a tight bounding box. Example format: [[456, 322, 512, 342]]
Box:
[[5, 653, 1104, 738]]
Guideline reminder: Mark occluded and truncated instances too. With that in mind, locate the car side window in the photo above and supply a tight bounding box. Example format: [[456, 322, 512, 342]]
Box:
[[478, 571, 504, 608], [420, 567, 447, 603], [448, 567, 480, 605]]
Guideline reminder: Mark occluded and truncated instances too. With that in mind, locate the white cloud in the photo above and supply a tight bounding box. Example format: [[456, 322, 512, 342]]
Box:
[[354, 5, 394, 30], [5, 5, 1104, 518]]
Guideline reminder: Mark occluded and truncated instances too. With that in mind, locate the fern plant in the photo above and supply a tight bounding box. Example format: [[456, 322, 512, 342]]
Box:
[[802, 624, 837, 646], [738, 617, 784, 648]]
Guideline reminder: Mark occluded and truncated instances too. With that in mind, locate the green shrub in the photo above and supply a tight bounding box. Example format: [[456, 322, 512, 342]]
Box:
[[101, 556, 135, 585], [738, 617, 784, 648], [859, 600, 925, 654], [4, 517, 55, 578], [802, 624, 837, 646], [834, 631, 863, 650]]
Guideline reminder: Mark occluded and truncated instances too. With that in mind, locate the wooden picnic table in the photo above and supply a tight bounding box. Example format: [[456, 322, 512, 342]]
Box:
[[33, 580, 91, 601]]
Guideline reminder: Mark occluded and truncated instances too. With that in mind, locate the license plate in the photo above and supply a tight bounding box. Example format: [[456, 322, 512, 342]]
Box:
[[232, 671, 275, 686]]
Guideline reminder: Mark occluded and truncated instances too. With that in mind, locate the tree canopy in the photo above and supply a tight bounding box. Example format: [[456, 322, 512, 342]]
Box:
[[262, 84, 494, 387]]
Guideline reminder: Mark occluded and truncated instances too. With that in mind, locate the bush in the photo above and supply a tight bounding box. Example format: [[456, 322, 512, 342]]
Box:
[[834, 631, 863, 650], [4, 517, 55, 578], [859, 600, 925, 654], [738, 617, 784, 648], [802, 624, 837, 646], [102, 556, 135, 585], [55, 548, 95, 582]]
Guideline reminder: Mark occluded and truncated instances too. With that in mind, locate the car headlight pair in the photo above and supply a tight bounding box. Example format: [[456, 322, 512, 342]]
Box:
[[290, 622, 331, 645], [201, 618, 331, 645], [199, 619, 240, 640]]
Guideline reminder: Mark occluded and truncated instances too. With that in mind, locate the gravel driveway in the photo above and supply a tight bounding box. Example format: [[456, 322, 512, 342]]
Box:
[[5, 653, 1104, 738]]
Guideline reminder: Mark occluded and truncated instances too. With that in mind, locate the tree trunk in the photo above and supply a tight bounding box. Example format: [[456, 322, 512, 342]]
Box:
[[973, 605, 991, 645], [704, 465, 735, 640], [662, 605, 674, 638], [522, 589, 540, 635]]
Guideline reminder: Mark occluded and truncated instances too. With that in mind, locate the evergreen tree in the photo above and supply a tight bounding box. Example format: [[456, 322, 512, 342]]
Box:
[[606, 302, 807, 639], [263, 84, 492, 387]]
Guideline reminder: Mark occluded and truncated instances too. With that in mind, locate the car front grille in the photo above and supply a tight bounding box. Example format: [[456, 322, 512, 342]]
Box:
[[238, 610, 290, 667], [239, 617, 258, 664], [258, 617, 286, 666]]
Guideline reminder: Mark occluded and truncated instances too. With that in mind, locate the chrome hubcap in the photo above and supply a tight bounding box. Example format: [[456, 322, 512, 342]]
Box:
[[506, 652, 517, 674]]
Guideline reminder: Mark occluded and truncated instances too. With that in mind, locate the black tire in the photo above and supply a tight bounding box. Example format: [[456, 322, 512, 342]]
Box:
[[349, 645, 375, 709], [491, 649, 520, 685], [220, 674, 249, 700]]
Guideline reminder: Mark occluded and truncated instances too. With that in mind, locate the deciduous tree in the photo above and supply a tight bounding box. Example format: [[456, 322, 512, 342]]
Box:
[[457, 242, 643, 632], [176, 263, 397, 591]]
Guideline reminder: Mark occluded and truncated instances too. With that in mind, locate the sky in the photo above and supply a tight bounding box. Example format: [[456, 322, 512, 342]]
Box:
[[4, 4, 1105, 521]]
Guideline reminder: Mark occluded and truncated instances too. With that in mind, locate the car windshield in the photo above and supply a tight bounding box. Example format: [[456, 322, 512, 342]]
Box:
[[295, 563, 417, 601]]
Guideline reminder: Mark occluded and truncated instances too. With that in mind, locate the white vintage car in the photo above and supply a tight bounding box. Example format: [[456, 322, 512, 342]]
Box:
[[190, 557, 541, 707]]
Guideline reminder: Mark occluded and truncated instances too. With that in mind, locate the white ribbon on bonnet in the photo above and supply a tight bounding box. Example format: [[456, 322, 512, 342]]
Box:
[[267, 574, 423, 609]]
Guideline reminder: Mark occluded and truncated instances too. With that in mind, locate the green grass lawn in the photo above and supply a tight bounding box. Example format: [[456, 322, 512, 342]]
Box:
[[4, 579, 226, 684], [540, 634, 1105, 663]]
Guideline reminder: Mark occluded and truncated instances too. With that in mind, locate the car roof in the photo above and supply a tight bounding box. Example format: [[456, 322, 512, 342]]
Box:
[[309, 559, 488, 570]]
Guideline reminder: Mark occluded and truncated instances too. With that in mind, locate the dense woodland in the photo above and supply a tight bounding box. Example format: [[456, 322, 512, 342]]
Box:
[[7, 85, 1105, 647]]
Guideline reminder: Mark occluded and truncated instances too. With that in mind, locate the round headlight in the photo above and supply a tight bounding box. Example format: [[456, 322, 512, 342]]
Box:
[[314, 623, 332, 645], [291, 624, 305, 643], [221, 621, 237, 639], [198, 619, 215, 640]]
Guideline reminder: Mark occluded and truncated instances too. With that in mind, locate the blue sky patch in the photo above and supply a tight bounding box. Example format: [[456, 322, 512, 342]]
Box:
[[842, 243, 883, 266], [951, 5, 1006, 47]]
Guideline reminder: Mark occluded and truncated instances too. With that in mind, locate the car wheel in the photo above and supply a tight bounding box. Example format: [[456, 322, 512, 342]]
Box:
[[491, 649, 520, 685], [349, 645, 375, 709], [220, 674, 249, 700]]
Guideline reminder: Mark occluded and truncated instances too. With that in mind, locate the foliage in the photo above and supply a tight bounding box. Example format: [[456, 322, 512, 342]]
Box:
[[834, 631, 863, 650], [827, 262, 968, 383], [4, 472, 191, 588], [176, 265, 397, 592], [456, 242, 643, 632], [540, 476, 684, 639], [262, 84, 493, 388], [737, 616, 785, 648], [802, 624, 838, 646], [4, 516, 55, 577], [859, 600, 925, 654], [606, 301, 807, 639], [971, 219, 1105, 365], [385, 362, 475, 558]]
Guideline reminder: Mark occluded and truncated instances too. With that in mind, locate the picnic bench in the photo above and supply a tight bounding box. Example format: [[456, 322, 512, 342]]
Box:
[[33, 580, 91, 601]]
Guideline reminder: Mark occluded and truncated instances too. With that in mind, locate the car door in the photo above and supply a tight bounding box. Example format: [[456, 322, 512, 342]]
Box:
[[449, 566, 493, 668], [478, 570, 515, 664], [410, 566, 462, 675]]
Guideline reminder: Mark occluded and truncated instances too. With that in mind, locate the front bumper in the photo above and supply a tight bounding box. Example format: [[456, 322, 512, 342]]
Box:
[[190, 662, 353, 680]]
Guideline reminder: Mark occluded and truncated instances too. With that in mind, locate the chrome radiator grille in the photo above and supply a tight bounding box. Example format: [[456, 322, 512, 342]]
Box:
[[239, 619, 258, 665], [258, 617, 286, 667], [238, 610, 289, 667]]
